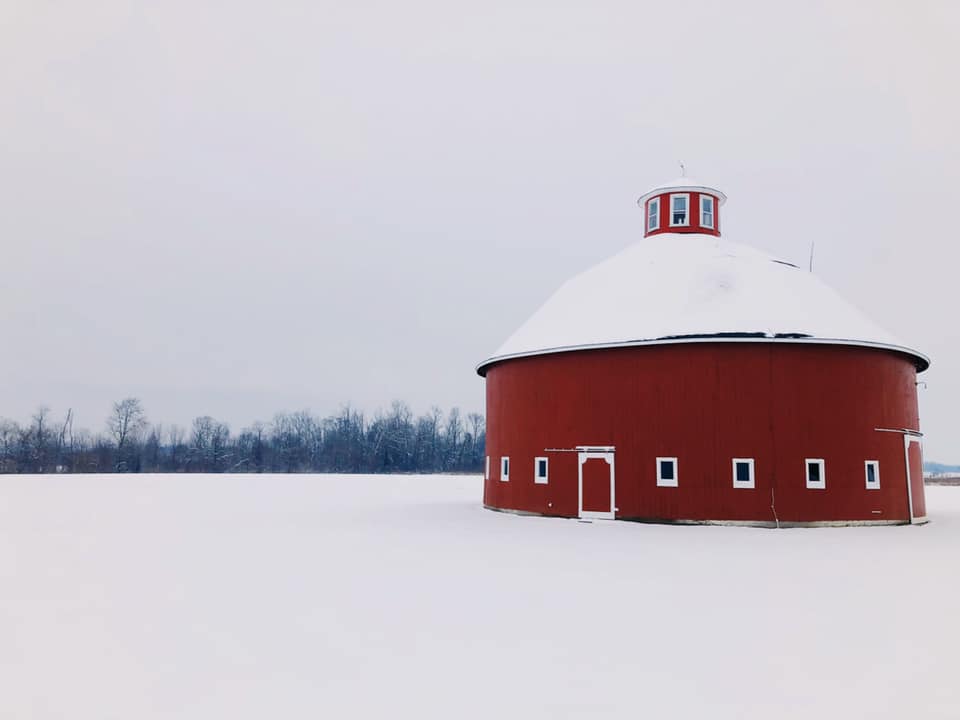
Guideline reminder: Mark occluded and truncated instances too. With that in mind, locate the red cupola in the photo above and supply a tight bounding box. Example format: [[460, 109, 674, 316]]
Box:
[[637, 176, 727, 237]]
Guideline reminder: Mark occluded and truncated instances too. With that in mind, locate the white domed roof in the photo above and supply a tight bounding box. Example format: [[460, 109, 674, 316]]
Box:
[[637, 177, 727, 206], [477, 233, 928, 375]]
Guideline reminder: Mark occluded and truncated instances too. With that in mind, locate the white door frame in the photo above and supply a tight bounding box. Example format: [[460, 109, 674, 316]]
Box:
[[578, 447, 615, 520], [904, 435, 926, 524]]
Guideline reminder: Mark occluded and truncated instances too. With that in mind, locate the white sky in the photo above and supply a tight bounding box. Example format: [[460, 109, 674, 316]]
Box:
[[1, 1, 957, 459]]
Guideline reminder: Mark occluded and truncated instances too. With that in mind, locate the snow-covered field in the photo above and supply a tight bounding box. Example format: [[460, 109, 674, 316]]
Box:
[[1, 474, 958, 719]]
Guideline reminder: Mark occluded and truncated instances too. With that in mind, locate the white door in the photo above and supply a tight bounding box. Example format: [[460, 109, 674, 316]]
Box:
[[904, 436, 927, 524], [578, 450, 615, 520]]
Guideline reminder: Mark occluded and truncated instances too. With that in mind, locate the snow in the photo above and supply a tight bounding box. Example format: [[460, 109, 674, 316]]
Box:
[[479, 233, 929, 373], [636, 176, 728, 205], [1, 473, 958, 719]]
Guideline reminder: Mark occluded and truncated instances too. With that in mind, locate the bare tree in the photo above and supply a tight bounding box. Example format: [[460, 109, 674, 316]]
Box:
[[1, 399, 486, 475], [143, 424, 163, 472], [107, 398, 147, 471], [189, 415, 231, 472], [107, 398, 147, 449], [53, 408, 73, 472], [0, 419, 19, 473], [28, 406, 51, 472], [167, 425, 186, 471]]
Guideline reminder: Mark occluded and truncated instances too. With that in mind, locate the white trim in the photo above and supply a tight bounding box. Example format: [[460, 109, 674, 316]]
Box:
[[534, 456, 549, 484], [732, 458, 755, 489], [805, 458, 826, 489], [637, 183, 727, 207], [476, 336, 931, 376], [875, 427, 923, 436], [485, 455, 490, 480], [578, 450, 615, 520], [647, 197, 660, 232], [700, 194, 715, 229], [865, 459, 880, 490], [669, 193, 690, 227], [500, 456, 509, 482], [656, 456, 678, 488]]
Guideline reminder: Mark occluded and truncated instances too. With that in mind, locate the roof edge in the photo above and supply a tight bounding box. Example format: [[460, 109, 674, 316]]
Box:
[[637, 184, 728, 207], [476, 336, 931, 376]]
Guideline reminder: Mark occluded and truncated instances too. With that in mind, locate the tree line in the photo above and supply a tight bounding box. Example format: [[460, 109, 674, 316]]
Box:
[[0, 399, 485, 474]]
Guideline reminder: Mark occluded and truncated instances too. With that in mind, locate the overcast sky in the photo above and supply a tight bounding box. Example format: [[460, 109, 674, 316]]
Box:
[[1, 1, 958, 459]]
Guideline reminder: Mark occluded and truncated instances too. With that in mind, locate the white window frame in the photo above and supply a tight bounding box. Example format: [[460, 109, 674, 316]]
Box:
[[732, 458, 755, 489], [485, 455, 490, 480], [805, 458, 826, 489], [647, 197, 660, 232], [865, 460, 880, 490], [500, 456, 509, 482], [669, 193, 690, 227], [656, 456, 678, 487], [534, 456, 549, 484], [700, 195, 715, 229]]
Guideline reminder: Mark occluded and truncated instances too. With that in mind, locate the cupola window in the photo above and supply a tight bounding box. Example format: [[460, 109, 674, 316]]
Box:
[[647, 198, 660, 232], [701, 196, 715, 229], [669, 194, 689, 227]]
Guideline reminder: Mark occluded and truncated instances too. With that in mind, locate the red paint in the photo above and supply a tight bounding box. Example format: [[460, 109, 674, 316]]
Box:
[[482, 343, 922, 525], [908, 442, 926, 519], [645, 192, 721, 237], [581, 458, 611, 513]]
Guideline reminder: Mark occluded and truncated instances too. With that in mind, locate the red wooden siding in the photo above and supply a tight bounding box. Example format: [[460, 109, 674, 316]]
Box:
[[908, 442, 926, 519], [483, 343, 921, 524]]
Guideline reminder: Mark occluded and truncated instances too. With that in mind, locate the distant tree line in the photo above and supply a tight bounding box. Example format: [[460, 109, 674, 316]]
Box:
[[0, 399, 485, 474]]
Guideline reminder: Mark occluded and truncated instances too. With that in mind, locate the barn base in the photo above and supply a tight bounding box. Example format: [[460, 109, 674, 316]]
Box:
[[483, 505, 917, 527], [483, 504, 562, 518], [621, 516, 912, 528]]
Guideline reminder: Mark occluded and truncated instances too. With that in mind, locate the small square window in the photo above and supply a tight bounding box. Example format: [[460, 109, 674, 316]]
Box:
[[485, 456, 490, 480], [701, 195, 715, 229], [865, 460, 880, 490], [805, 459, 825, 489], [732, 458, 755, 489], [669, 194, 689, 226], [656, 457, 678, 487], [647, 198, 660, 232], [534, 456, 549, 484]]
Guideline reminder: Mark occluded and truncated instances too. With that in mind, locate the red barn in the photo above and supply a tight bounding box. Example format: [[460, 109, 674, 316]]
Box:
[[477, 177, 930, 526]]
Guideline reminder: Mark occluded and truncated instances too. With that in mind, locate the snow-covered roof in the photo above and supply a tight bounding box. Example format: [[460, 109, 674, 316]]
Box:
[[637, 177, 728, 206], [477, 233, 929, 375]]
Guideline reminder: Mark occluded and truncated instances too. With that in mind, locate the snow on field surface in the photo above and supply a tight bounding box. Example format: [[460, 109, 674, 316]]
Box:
[[1, 475, 958, 719]]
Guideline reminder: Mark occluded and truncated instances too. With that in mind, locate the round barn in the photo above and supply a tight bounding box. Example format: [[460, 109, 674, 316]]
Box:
[[477, 177, 930, 526]]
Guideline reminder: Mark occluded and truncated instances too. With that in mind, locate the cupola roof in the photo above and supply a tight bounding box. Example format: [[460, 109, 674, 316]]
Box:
[[636, 177, 727, 207]]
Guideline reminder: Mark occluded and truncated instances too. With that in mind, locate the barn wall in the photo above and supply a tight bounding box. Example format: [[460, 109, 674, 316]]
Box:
[[483, 343, 922, 524]]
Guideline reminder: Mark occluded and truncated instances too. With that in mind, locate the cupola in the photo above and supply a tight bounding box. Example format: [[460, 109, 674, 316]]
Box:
[[636, 176, 727, 238]]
